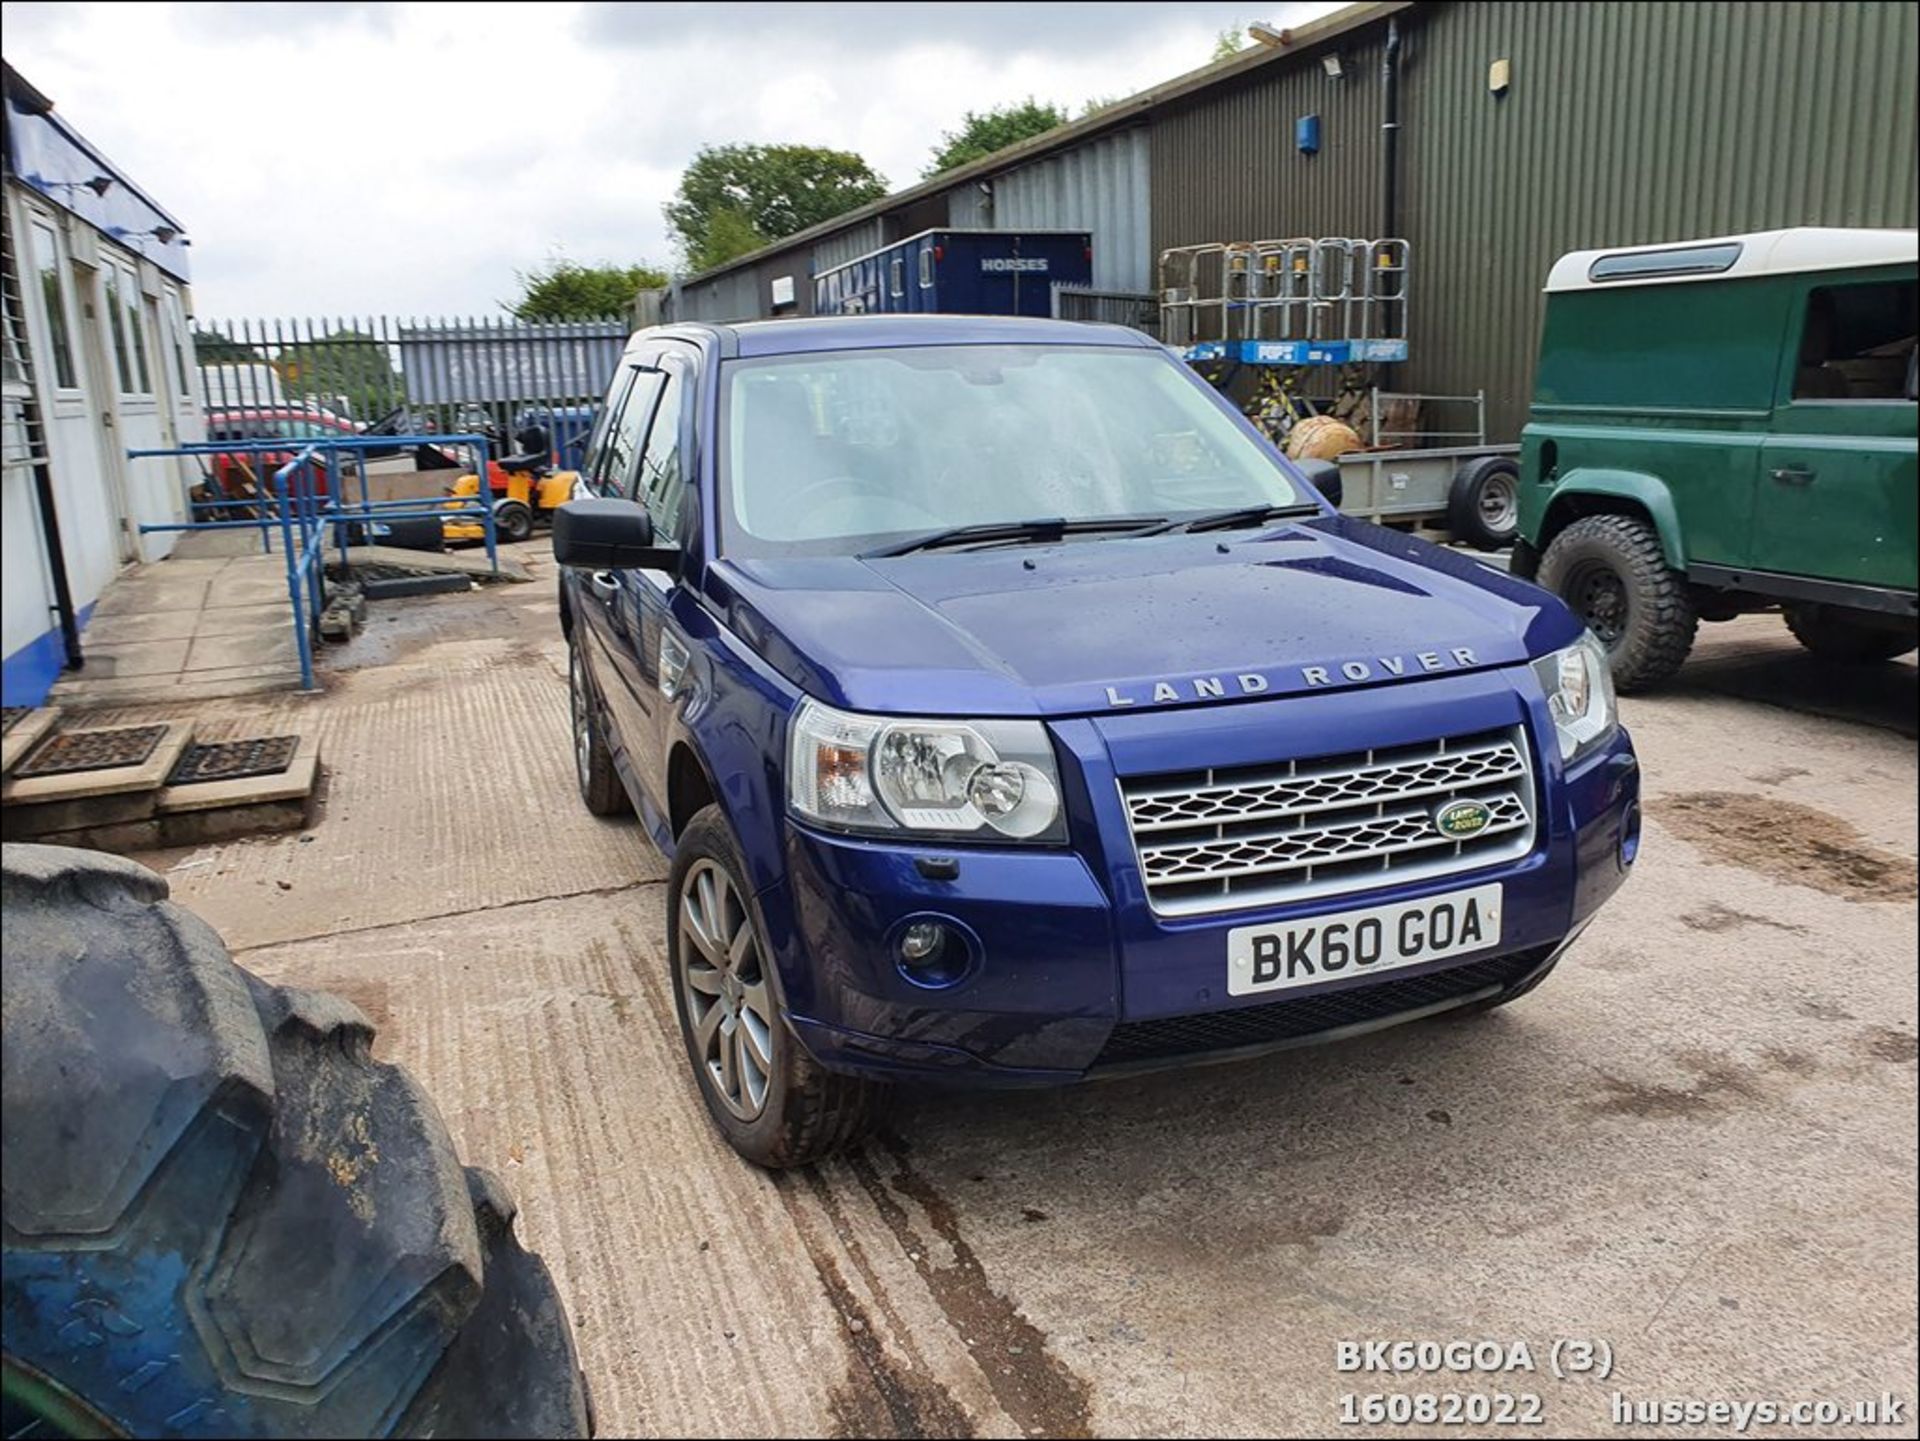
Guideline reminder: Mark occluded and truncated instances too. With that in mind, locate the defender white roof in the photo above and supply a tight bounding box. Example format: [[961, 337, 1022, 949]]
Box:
[[1545, 227, 1918, 293]]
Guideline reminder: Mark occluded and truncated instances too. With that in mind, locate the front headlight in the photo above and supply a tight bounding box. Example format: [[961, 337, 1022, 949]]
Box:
[[1532, 630, 1617, 763], [787, 699, 1065, 843]]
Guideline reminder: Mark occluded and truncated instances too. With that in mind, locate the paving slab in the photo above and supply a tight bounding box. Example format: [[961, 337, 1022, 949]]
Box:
[[158, 743, 319, 814], [70, 638, 195, 678], [191, 604, 294, 637], [1, 708, 60, 774], [203, 574, 300, 609], [0, 721, 193, 804], [86, 611, 202, 644], [92, 576, 211, 616], [185, 629, 295, 671]]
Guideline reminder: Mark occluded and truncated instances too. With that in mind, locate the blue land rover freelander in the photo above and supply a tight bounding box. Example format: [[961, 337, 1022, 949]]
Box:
[[556, 316, 1640, 1167]]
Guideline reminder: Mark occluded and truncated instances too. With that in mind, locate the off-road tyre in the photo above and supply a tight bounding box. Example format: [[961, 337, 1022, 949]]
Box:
[[1537, 513, 1698, 692], [1782, 604, 1918, 663], [569, 635, 628, 817], [667, 806, 888, 1168], [0, 844, 592, 1439], [1446, 456, 1522, 552], [494, 499, 535, 544]]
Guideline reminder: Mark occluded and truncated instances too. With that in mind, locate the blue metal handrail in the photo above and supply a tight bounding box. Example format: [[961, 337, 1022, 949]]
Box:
[[126, 432, 502, 691]]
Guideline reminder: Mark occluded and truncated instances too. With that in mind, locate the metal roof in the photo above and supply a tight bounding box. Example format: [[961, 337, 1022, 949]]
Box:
[[674, 0, 1410, 291], [1546, 227, 1919, 292]]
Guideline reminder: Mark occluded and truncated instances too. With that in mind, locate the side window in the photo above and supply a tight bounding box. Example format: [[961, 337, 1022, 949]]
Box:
[[162, 285, 193, 398], [918, 248, 934, 289], [597, 367, 664, 494], [578, 369, 632, 482], [27, 221, 78, 390], [635, 369, 686, 540], [1793, 280, 1918, 401], [889, 256, 904, 298], [121, 265, 153, 396]]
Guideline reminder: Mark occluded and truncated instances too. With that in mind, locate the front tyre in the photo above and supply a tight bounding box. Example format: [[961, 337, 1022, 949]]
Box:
[[1537, 514, 1698, 692], [667, 806, 886, 1167], [1783, 604, 1918, 663]]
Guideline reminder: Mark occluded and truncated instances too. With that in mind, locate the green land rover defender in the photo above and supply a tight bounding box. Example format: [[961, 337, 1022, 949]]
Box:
[[1514, 227, 1918, 690]]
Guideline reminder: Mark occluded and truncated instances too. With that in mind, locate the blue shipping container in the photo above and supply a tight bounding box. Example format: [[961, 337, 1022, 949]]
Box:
[[813, 229, 1093, 318]]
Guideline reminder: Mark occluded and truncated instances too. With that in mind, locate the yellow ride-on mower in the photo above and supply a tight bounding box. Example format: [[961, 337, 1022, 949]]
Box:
[[442, 424, 579, 544]]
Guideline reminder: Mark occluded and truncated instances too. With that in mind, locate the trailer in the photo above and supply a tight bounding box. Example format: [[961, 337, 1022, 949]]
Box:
[[814, 229, 1092, 318], [1161, 238, 1520, 550]]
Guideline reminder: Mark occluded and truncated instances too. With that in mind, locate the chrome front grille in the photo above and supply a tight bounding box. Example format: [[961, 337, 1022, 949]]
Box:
[[1119, 727, 1538, 915]]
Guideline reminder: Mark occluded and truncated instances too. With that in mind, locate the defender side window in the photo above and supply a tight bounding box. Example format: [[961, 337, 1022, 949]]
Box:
[[1792, 280, 1918, 401], [635, 370, 687, 541]]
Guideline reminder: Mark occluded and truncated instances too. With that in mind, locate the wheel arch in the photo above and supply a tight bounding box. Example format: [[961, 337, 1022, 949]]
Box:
[[666, 739, 719, 842], [1538, 469, 1686, 571]]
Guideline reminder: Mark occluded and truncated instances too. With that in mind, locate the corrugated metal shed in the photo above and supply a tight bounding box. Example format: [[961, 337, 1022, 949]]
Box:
[[1153, 0, 1919, 437], [951, 127, 1153, 291], [813, 218, 889, 275], [1397, 0, 1918, 436]]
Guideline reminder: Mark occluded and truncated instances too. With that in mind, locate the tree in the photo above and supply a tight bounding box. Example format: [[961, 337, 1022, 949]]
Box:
[[511, 259, 669, 321], [273, 330, 400, 421], [925, 99, 1072, 177], [665, 144, 888, 274], [192, 329, 264, 363], [1212, 26, 1248, 61]]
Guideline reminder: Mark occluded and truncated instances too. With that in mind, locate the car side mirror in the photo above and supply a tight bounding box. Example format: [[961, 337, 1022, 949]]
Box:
[[553, 498, 680, 574], [1294, 457, 1343, 509]]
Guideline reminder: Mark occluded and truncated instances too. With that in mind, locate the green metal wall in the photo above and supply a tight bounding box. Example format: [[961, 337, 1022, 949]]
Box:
[[1152, 1, 1920, 439]]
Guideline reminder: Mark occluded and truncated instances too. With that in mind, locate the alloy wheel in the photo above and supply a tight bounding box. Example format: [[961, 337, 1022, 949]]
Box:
[[678, 859, 776, 1120], [569, 646, 591, 792]]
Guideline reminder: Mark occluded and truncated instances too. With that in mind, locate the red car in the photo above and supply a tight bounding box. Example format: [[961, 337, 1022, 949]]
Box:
[[202, 407, 364, 501]]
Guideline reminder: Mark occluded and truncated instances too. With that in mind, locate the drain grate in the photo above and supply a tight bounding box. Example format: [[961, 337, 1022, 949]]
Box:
[[16, 725, 169, 777], [168, 736, 301, 785], [2, 707, 29, 735]]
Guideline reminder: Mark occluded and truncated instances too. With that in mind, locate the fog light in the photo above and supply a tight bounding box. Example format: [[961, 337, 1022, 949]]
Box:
[[1619, 802, 1642, 869], [900, 921, 945, 963]]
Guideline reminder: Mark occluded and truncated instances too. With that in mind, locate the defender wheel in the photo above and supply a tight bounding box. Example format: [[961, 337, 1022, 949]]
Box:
[[1537, 514, 1697, 692], [1783, 604, 1918, 663], [569, 636, 628, 817], [494, 499, 535, 543], [0, 844, 592, 1439], [1446, 456, 1521, 552], [667, 806, 887, 1168]]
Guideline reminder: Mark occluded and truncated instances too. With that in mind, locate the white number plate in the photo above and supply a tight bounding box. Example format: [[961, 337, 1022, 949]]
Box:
[[1226, 883, 1503, 997]]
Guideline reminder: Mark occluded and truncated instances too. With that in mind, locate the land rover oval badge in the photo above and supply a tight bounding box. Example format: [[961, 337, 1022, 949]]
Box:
[[1435, 799, 1493, 837]]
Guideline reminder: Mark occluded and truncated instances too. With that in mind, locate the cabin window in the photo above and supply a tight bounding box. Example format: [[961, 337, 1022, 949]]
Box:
[[918, 248, 934, 289], [28, 221, 78, 390], [1792, 280, 1918, 401], [889, 257, 905, 298]]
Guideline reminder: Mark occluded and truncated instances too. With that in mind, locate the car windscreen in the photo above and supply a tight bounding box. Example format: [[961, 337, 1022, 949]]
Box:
[[717, 343, 1304, 558]]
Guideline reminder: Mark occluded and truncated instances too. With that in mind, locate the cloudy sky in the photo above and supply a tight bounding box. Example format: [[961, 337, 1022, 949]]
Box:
[[3, 0, 1341, 321]]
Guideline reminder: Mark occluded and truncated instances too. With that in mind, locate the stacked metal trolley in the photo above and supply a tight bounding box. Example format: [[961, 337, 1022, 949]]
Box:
[[1157, 238, 1521, 551]]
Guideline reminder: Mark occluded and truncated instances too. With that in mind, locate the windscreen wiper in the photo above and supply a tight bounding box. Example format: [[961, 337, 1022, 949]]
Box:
[[860, 516, 1165, 559], [1140, 502, 1322, 536]]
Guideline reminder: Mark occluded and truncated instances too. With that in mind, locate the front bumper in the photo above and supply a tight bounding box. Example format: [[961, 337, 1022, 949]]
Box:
[[762, 671, 1639, 1086]]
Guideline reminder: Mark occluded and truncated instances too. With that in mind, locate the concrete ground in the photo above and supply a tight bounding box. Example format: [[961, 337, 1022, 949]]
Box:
[[88, 549, 1913, 1439]]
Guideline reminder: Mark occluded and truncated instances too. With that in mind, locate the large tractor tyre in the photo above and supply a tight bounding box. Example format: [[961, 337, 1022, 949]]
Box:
[[1783, 604, 1919, 663], [1536, 514, 1698, 693], [0, 844, 592, 1439], [667, 806, 888, 1168], [1446, 456, 1522, 552]]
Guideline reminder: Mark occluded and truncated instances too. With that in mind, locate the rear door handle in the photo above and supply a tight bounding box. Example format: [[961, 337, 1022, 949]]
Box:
[[1771, 465, 1815, 486]]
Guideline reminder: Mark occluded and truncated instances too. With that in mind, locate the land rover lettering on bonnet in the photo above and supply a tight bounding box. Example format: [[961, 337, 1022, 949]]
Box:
[[556, 315, 1640, 1167]]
